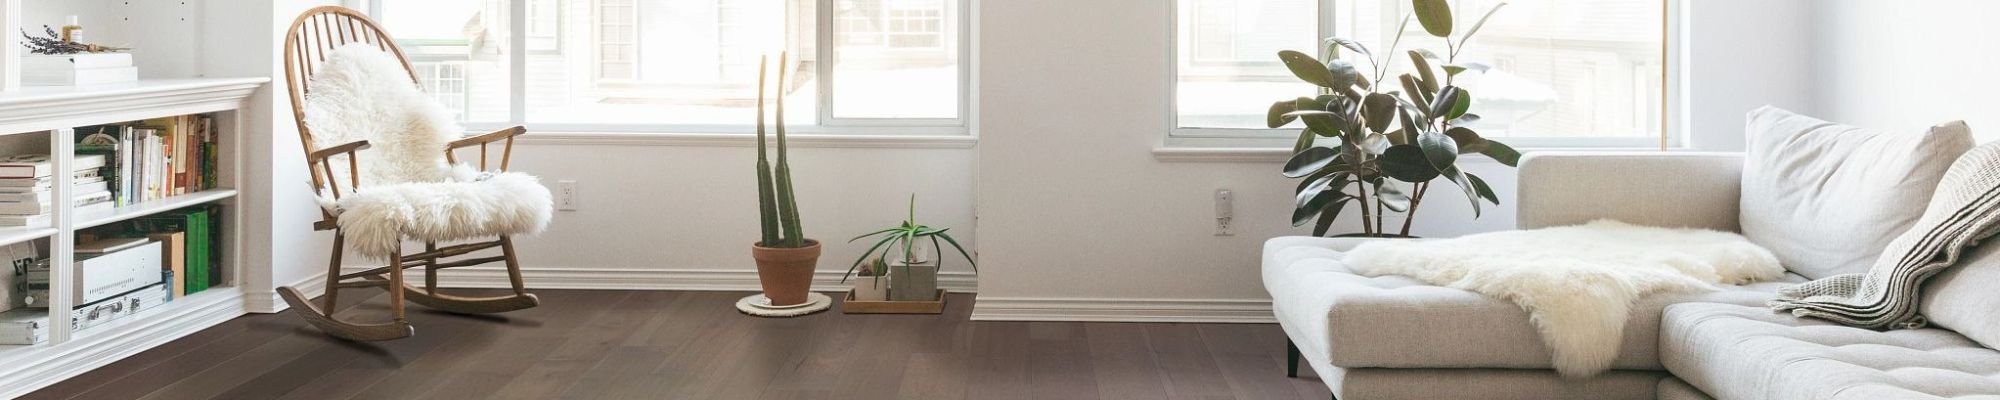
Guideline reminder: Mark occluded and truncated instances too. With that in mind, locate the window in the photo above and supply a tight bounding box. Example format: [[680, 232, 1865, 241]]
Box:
[[1173, 0, 1667, 147], [370, 0, 968, 134]]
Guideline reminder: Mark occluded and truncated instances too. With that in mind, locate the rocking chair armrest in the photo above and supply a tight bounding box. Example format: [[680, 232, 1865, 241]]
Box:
[[447, 126, 527, 150], [309, 139, 372, 163]]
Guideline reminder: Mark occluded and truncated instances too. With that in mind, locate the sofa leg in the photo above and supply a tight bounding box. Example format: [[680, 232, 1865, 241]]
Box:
[[1286, 339, 1301, 378]]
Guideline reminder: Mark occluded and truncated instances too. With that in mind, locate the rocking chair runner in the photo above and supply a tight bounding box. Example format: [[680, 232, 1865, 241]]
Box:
[[277, 6, 542, 341]]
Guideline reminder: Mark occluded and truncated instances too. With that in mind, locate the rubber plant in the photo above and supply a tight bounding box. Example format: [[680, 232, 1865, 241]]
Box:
[[1276, 0, 1520, 238], [844, 194, 975, 287]]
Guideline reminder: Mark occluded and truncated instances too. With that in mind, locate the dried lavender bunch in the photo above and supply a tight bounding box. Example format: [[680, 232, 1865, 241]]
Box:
[[20, 25, 126, 54]]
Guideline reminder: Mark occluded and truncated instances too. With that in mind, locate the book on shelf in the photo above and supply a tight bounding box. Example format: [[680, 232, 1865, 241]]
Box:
[[121, 205, 218, 294], [0, 153, 108, 179], [147, 232, 186, 298], [77, 115, 218, 206], [0, 190, 112, 216]]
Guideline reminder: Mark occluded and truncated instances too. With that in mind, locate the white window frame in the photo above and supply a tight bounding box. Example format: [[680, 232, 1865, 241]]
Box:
[[1165, 0, 1682, 150], [358, 0, 973, 138]]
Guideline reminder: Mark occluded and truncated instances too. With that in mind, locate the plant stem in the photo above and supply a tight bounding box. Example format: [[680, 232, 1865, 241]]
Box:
[[1356, 182, 1376, 235], [1400, 182, 1429, 236]]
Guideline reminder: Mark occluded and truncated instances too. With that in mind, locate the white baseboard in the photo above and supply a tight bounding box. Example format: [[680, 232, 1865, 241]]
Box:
[[244, 272, 328, 314], [336, 266, 980, 293], [0, 287, 250, 399], [970, 297, 1275, 323]]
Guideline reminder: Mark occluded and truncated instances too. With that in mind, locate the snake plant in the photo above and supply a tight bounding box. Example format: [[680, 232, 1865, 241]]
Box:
[[755, 53, 808, 248]]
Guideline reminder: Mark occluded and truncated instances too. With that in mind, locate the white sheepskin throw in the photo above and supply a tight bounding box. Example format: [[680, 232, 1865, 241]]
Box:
[[303, 45, 553, 260], [303, 45, 458, 185], [335, 165, 553, 259], [1342, 219, 1785, 377]]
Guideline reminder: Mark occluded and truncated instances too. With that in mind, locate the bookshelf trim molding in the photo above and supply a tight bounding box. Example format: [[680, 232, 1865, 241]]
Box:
[[0, 78, 266, 135], [0, 287, 247, 399]]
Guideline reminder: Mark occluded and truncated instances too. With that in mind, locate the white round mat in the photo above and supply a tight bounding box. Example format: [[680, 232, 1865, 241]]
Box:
[[736, 292, 833, 317]]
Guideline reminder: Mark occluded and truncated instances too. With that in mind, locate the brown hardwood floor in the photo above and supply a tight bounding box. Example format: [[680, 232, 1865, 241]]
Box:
[[23, 289, 1331, 400]]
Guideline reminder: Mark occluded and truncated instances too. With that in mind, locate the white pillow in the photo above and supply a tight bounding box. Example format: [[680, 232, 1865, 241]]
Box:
[[1739, 106, 1973, 279], [1922, 241, 2000, 349]]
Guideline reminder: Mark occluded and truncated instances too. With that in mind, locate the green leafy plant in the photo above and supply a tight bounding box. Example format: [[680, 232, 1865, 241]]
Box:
[[844, 194, 975, 284], [1276, 0, 1519, 237], [755, 53, 809, 248]]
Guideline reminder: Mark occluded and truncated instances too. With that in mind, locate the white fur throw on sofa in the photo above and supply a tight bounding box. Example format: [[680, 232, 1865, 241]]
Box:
[[1343, 220, 1785, 377], [304, 45, 552, 260]]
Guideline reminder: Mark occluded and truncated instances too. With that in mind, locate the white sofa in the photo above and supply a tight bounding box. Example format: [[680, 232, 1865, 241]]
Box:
[[1265, 152, 2000, 400]]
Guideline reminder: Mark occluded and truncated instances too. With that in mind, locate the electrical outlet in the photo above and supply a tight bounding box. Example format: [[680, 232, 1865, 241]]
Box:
[[1214, 189, 1234, 236], [557, 180, 578, 211]]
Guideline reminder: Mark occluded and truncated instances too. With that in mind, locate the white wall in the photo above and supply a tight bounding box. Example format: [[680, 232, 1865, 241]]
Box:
[[967, 0, 1815, 321], [1809, 0, 1998, 141], [1682, 0, 1814, 150]]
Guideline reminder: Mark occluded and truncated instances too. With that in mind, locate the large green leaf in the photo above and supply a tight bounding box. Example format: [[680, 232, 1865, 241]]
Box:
[[1278, 50, 1339, 88], [1267, 100, 1300, 129], [1362, 93, 1399, 133], [1480, 140, 1522, 167], [1283, 146, 1339, 178], [1292, 128, 1315, 154], [1417, 131, 1459, 172], [1376, 181, 1411, 212], [1359, 133, 1391, 155], [1430, 86, 1462, 120], [1445, 126, 1488, 153], [1399, 74, 1430, 110], [1442, 166, 1481, 217], [1326, 59, 1360, 90], [1285, 110, 1345, 137], [1412, 0, 1453, 37], [1379, 144, 1439, 183], [1327, 37, 1373, 62], [1312, 196, 1351, 236], [1408, 51, 1440, 94], [1467, 172, 1500, 205], [1447, 89, 1473, 120], [1293, 176, 1349, 226]]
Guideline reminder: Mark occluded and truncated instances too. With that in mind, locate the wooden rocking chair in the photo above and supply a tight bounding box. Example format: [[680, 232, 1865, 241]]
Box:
[[276, 6, 540, 341]]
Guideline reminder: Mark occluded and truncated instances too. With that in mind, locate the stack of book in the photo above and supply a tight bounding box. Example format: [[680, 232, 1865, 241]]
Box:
[[77, 115, 219, 206], [20, 53, 137, 87], [0, 154, 112, 227]]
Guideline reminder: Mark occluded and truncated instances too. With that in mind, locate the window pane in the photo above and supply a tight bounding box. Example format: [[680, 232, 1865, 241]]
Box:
[[1175, 0, 1319, 129], [830, 0, 959, 119], [379, 0, 513, 123], [1332, 0, 1662, 138], [522, 0, 820, 126]]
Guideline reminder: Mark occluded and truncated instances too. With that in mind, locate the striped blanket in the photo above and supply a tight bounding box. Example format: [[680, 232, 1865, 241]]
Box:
[[1770, 141, 2000, 329]]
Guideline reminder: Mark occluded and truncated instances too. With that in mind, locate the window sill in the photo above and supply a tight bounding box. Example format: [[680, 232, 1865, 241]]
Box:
[[511, 131, 979, 149]]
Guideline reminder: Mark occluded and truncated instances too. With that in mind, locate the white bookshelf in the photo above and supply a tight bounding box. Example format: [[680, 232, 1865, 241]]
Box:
[[0, 77, 262, 397]]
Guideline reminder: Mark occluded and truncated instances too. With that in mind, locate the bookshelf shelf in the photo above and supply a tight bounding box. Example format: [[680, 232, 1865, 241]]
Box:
[[0, 225, 53, 247], [75, 188, 237, 230]]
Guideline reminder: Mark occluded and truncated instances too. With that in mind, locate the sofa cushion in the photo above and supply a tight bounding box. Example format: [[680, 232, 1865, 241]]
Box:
[[1662, 303, 2000, 400], [1263, 237, 1801, 370], [1739, 106, 1973, 279], [1922, 241, 2000, 349]]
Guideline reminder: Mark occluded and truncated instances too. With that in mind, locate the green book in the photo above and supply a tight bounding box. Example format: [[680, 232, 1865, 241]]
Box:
[[127, 207, 213, 294]]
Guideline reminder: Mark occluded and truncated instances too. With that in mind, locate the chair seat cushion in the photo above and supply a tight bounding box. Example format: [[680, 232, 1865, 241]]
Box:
[[334, 170, 553, 259], [1662, 303, 2000, 400], [1262, 236, 1800, 370]]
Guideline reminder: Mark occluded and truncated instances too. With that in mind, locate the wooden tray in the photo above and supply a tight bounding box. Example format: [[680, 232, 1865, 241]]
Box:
[[841, 289, 947, 314]]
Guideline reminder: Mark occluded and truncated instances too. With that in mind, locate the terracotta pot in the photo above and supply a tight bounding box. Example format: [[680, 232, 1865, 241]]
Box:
[[752, 240, 822, 306]]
